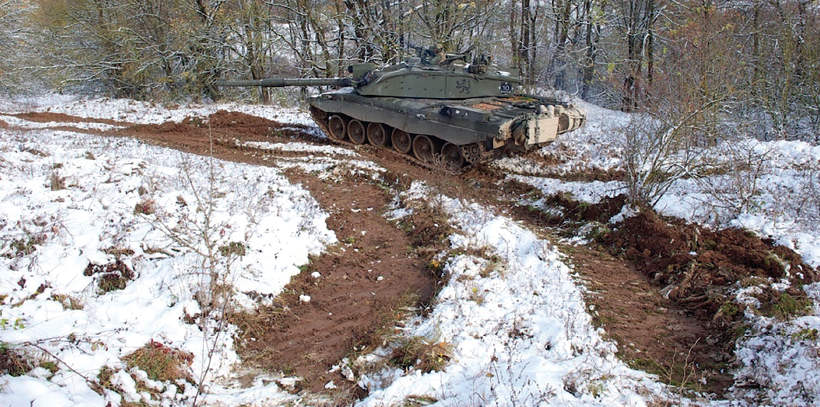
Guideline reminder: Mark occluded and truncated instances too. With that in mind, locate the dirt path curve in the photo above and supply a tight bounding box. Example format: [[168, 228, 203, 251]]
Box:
[[72, 112, 437, 397]]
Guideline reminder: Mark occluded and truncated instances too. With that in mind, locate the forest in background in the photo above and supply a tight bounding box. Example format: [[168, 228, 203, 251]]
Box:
[[0, 0, 818, 141]]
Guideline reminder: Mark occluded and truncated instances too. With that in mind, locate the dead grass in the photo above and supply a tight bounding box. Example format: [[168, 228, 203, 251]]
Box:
[[353, 291, 422, 353], [0, 344, 32, 376], [389, 336, 452, 373], [49, 171, 66, 190], [133, 198, 156, 215], [51, 293, 84, 310], [123, 340, 193, 382], [83, 260, 135, 293], [762, 291, 813, 320], [5, 233, 46, 257]]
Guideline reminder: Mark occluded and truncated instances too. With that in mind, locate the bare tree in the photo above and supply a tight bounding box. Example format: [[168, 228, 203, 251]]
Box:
[[0, 0, 36, 93]]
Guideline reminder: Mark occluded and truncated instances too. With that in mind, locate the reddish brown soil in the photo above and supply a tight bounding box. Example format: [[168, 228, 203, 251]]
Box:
[[12, 111, 130, 126], [601, 210, 818, 360], [504, 186, 731, 392], [604, 211, 816, 310], [81, 111, 438, 398], [501, 182, 817, 394], [564, 244, 732, 392], [0, 111, 126, 135]]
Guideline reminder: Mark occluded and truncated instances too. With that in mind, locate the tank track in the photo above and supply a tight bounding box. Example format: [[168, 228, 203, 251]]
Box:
[[308, 107, 491, 175]]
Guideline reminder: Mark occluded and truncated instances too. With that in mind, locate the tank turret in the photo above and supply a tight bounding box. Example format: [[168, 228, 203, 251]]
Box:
[[216, 49, 586, 171]]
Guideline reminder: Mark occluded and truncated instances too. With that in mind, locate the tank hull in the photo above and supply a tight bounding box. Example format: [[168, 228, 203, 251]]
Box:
[[307, 89, 585, 169]]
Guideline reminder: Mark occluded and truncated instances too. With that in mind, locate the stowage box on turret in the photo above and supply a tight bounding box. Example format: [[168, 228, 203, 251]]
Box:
[[217, 50, 585, 171]]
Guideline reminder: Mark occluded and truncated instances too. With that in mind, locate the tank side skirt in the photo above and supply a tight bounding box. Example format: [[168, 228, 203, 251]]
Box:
[[311, 96, 486, 145], [308, 106, 472, 175]]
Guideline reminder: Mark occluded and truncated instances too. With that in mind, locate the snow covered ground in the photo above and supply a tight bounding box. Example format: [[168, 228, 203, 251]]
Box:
[[0, 119, 335, 405], [40, 96, 317, 128], [1, 95, 818, 406]]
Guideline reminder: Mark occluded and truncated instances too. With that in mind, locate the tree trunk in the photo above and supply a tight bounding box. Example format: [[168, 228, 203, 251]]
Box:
[[510, 0, 520, 73], [520, 0, 531, 85]]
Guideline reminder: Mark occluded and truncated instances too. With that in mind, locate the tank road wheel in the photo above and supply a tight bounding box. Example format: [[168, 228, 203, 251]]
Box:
[[460, 143, 483, 164], [441, 143, 464, 170], [347, 119, 366, 144], [328, 115, 347, 141], [412, 134, 436, 164], [392, 129, 412, 154], [367, 123, 388, 147]]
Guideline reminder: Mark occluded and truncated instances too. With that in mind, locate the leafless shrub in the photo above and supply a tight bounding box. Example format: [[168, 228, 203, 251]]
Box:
[[389, 336, 452, 373], [138, 132, 264, 404], [146, 159, 240, 404], [696, 138, 772, 219], [620, 108, 713, 208], [807, 169, 820, 222]]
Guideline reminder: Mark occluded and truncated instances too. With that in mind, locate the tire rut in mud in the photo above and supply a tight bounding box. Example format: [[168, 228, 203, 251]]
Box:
[[230, 171, 438, 397]]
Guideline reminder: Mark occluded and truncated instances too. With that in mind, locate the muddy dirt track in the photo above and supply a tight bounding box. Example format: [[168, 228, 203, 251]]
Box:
[[7, 109, 816, 398]]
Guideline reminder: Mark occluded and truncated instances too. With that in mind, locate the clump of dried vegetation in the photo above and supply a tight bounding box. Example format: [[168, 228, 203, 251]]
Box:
[[123, 340, 193, 382]]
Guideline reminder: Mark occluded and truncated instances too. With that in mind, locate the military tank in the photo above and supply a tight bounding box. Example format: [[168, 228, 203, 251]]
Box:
[[217, 50, 585, 171]]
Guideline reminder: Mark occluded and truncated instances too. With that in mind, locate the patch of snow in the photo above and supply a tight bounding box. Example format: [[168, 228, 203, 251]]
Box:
[[0, 93, 81, 113], [728, 282, 820, 405], [0, 114, 124, 131], [511, 175, 624, 204], [609, 205, 638, 224], [35, 96, 317, 128], [494, 100, 629, 176]]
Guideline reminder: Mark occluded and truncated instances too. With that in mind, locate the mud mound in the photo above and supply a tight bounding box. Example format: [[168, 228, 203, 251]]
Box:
[[123, 111, 316, 147], [136, 121, 195, 135], [205, 110, 318, 141], [507, 180, 627, 226], [603, 211, 817, 323], [547, 193, 627, 223]]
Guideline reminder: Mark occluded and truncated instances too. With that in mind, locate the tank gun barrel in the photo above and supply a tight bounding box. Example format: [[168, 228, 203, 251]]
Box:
[[216, 77, 353, 88]]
